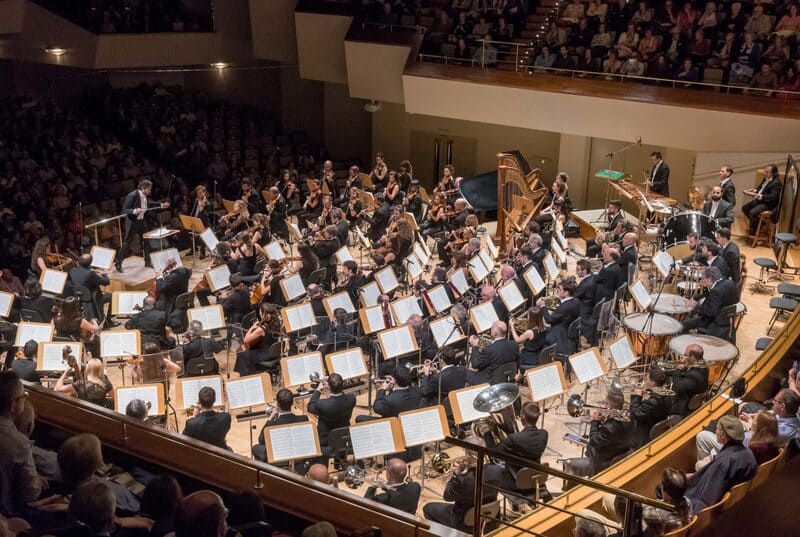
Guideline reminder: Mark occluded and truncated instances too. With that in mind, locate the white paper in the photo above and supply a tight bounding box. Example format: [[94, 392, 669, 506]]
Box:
[[327, 348, 367, 380], [145, 227, 173, 239], [281, 274, 306, 301], [324, 292, 356, 315], [478, 249, 494, 273], [284, 352, 325, 387], [115, 292, 147, 315], [569, 350, 605, 384], [284, 303, 317, 332], [207, 265, 232, 292], [454, 386, 491, 423], [417, 238, 431, 258], [39, 342, 82, 371], [630, 281, 652, 310], [361, 306, 387, 334], [498, 281, 525, 312], [151, 248, 183, 272], [90, 247, 115, 270], [609, 336, 638, 370], [551, 241, 566, 266], [355, 226, 371, 249], [375, 266, 400, 294], [468, 255, 489, 283], [405, 253, 423, 280], [430, 316, 465, 348], [335, 246, 355, 264], [390, 296, 423, 325], [265, 241, 286, 261], [0, 292, 13, 318], [486, 236, 498, 259], [360, 281, 381, 307], [653, 250, 675, 278], [99, 331, 139, 358], [15, 323, 54, 346], [554, 225, 566, 249], [41, 270, 67, 295], [413, 242, 429, 266], [226, 375, 267, 409], [116, 385, 160, 416], [188, 305, 225, 331], [425, 285, 452, 314], [526, 364, 565, 402], [179, 376, 224, 407], [470, 302, 499, 334], [288, 222, 303, 241], [524, 266, 545, 295], [448, 269, 469, 296], [350, 420, 398, 459], [268, 423, 318, 462], [200, 228, 219, 252], [544, 253, 560, 281], [400, 407, 446, 447], [378, 326, 417, 359]]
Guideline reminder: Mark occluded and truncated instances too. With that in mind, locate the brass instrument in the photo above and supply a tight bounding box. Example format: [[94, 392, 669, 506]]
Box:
[[606, 375, 676, 397], [476, 334, 493, 351], [405, 358, 439, 373], [441, 454, 478, 479], [342, 465, 366, 489], [566, 394, 630, 422], [541, 294, 561, 311], [471, 382, 521, 444], [655, 359, 711, 373], [511, 311, 531, 333]]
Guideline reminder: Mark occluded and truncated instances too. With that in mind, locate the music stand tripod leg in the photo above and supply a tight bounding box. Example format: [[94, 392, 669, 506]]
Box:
[[163, 376, 179, 432], [540, 396, 563, 458]]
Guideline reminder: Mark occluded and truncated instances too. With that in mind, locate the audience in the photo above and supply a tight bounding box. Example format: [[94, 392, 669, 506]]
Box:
[[174, 491, 228, 537], [33, 1, 213, 33]]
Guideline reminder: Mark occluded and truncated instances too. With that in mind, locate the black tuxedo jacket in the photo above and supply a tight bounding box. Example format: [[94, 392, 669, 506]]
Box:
[[703, 199, 735, 229], [491, 297, 508, 324], [721, 180, 736, 205], [122, 189, 160, 233], [697, 279, 738, 322], [618, 246, 637, 280], [709, 256, 730, 279], [720, 241, 741, 284], [466, 339, 519, 385], [756, 176, 782, 210], [421, 365, 467, 403], [156, 267, 191, 312], [595, 262, 622, 303], [183, 410, 232, 449], [443, 465, 505, 523], [543, 297, 580, 354], [221, 288, 251, 325], [650, 161, 670, 196], [588, 417, 633, 472], [496, 425, 548, 473], [670, 367, 709, 416], [530, 248, 547, 279], [374, 386, 422, 417], [69, 266, 109, 293], [308, 391, 356, 445], [182, 337, 224, 363], [365, 481, 422, 514], [629, 393, 672, 447], [574, 274, 597, 328], [19, 295, 55, 323], [125, 309, 169, 343], [607, 211, 623, 232]]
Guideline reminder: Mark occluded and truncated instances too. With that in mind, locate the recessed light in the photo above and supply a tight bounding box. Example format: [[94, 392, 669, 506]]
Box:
[[210, 62, 229, 69], [45, 47, 67, 57]]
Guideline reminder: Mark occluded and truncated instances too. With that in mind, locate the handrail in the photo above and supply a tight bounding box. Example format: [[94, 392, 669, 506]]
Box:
[[362, 21, 426, 34]]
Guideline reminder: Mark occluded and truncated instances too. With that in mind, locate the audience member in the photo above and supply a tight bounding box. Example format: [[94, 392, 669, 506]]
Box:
[[139, 475, 183, 537], [174, 491, 228, 537]]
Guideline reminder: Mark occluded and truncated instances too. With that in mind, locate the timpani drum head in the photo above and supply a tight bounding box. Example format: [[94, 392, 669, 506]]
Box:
[[622, 312, 683, 335], [668, 334, 739, 363], [649, 294, 692, 316]]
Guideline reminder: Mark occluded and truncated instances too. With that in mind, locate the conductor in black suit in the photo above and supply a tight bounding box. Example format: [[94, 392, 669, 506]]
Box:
[[69, 254, 113, 326], [536, 277, 581, 356], [494, 402, 549, 491], [681, 267, 739, 339], [594, 248, 622, 303], [466, 321, 519, 385], [308, 373, 356, 450], [252, 388, 309, 463], [719, 164, 736, 205], [648, 151, 670, 197], [183, 386, 231, 450], [743, 164, 782, 236], [629, 367, 672, 448], [365, 458, 422, 515], [703, 186, 735, 229], [116, 179, 169, 272]]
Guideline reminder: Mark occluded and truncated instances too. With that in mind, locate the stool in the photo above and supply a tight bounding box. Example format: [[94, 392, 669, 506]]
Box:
[[755, 337, 773, 351], [777, 282, 800, 299], [776, 232, 799, 278], [768, 297, 798, 333], [751, 211, 775, 248], [751, 257, 778, 294]]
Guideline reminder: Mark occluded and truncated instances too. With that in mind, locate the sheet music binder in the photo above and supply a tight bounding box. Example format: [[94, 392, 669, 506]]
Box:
[[469, 302, 499, 334], [608, 334, 639, 370], [99, 330, 141, 358], [398, 406, 448, 447], [14, 322, 54, 347], [265, 422, 322, 463], [349, 418, 405, 460], [525, 362, 568, 402], [448, 384, 491, 424], [281, 352, 325, 388], [358, 306, 387, 334], [568, 348, 608, 385], [376, 324, 418, 359], [324, 348, 367, 380]]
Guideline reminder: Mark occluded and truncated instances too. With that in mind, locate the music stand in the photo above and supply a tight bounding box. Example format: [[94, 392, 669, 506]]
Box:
[[134, 349, 181, 430], [179, 215, 206, 267]]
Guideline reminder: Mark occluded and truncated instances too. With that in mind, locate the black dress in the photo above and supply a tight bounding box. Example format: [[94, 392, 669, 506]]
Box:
[[234, 331, 278, 376], [519, 331, 548, 370]]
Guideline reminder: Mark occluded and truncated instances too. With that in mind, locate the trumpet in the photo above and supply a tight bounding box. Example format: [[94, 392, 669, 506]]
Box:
[[405, 358, 440, 374], [566, 394, 630, 422], [370, 376, 394, 385], [441, 454, 477, 478]]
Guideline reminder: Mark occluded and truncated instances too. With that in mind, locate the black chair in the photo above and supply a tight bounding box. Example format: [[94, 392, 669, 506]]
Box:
[[567, 317, 581, 353], [327, 426, 354, 465], [713, 303, 739, 343], [490, 361, 518, 385], [184, 357, 219, 376], [687, 392, 708, 412], [73, 283, 103, 323], [307, 268, 327, 287], [540, 343, 558, 364], [174, 291, 195, 310], [19, 308, 43, 323], [649, 418, 672, 440], [241, 310, 258, 330]]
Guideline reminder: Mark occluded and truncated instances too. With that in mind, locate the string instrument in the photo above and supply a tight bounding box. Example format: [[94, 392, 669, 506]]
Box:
[[237, 313, 281, 353], [62, 346, 83, 379], [403, 190, 418, 207], [304, 189, 321, 210]]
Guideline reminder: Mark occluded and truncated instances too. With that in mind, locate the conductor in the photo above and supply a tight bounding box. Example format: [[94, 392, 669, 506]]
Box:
[[116, 179, 169, 272]]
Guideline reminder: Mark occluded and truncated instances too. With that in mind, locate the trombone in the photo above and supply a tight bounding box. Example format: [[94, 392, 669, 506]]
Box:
[[566, 394, 631, 422]]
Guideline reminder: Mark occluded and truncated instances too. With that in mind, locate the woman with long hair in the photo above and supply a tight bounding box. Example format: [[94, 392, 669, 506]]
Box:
[[398, 160, 413, 192], [510, 307, 549, 370], [234, 302, 281, 377], [230, 232, 267, 282], [219, 199, 250, 240], [288, 241, 320, 285], [54, 356, 113, 407], [421, 193, 447, 239], [748, 411, 780, 464]]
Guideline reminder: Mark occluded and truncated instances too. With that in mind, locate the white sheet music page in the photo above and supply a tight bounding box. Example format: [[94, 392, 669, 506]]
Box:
[[544, 253, 560, 281], [0, 292, 13, 318], [526, 364, 565, 402], [151, 249, 183, 272], [116, 386, 159, 416], [498, 281, 525, 312], [390, 296, 423, 325], [268, 423, 318, 462], [99, 331, 138, 358], [486, 235, 498, 259], [188, 306, 225, 331], [117, 292, 147, 315], [285, 303, 316, 332], [524, 266, 546, 295], [180, 377, 223, 407], [335, 246, 355, 264], [400, 407, 445, 447], [413, 242, 429, 266], [569, 349, 605, 384], [554, 224, 567, 249], [41, 270, 67, 295], [40, 342, 82, 371], [288, 222, 302, 241], [468, 255, 489, 282], [350, 421, 398, 459], [551, 240, 566, 266], [285, 352, 324, 387], [325, 292, 356, 314], [265, 241, 286, 261], [15, 323, 53, 346], [405, 253, 423, 280], [471, 302, 499, 334], [207, 265, 232, 292], [426, 285, 452, 314], [281, 274, 306, 301], [430, 316, 465, 348], [90, 247, 115, 270], [455, 387, 491, 423], [609, 336, 638, 370], [630, 281, 652, 310], [478, 249, 494, 273], [200, 228, 219, 251], [226, 375, 267, 409], [329, 349, 366, 380], [653, 250, 674, 278], [375, 266, 400, 294], [448, 269, 469, 296], [362, 305, 387, 333], [360, 282, 381, 307], [378, 326, 416, 359]]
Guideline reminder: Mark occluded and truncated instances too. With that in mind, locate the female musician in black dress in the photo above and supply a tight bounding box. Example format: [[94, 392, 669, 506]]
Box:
[[510, 307, 548, 370], [54, 349, 113, 408], [234, 303, 282, 377], [345, 188, 364, 229], [54, 296, 101, 358], [230, 232, 267, 283], [288, 242, 320, 285], [421, 193, 447, 239]]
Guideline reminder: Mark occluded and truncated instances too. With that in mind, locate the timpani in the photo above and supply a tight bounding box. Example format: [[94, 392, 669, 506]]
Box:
[[668, 334, 738, 383]]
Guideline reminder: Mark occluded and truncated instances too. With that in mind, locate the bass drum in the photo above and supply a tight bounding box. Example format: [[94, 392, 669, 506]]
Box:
[[661, 212, 718, 258]]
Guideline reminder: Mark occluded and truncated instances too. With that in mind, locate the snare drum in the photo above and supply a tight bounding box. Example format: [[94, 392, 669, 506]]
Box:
[[669, 334, 738, 382], [649, 293, 693, 321], [623, 312, 683, 357]]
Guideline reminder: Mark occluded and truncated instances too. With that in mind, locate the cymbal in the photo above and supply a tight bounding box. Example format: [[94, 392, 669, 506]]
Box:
[[473, 382, 520, 413]]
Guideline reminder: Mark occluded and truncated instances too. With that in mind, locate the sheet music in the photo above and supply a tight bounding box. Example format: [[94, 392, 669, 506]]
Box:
[[486, 236, 498, 259], [39, 342, 82, 371], [405, 253, 423, 280], [375, 266, 399, 294], [40, 270, 67, 295], [526, 364, 565, 402], [188, 306, 225, 331], [630, 281, 652, 310], [470, 302, 499, 334], [569, 350, 605, 384], [455, 387, 490, 423], [146, 227, 173, 238], [116, 292, 147, 315], [90, 247, 115, 270], [378, 326, 417, 359], [268, 423, 318, 462], [350, 421, 398, 459], [226, 375, 267, 409], [0, 292, 13, 318], [399, 408, 446, 447], [288, 222, 302, 240], [554, 225, 566, 249], [99, 331, 139, 357], [265, 241, 286, 261], [285, 352, 324, 387], [524, 266, 546, 295], [285, 303, 316, 332], [151, 249, 183, 272], [180, 377, 224, 407], [362, 306, 387, 333], [430, 316, 465, 348], [325, 292, 356, 315], [281, 274, 306, 301], [426, 285, 452, 314], [498, 281, 525, 312], [116, 386, 159, 416], [478, 249, 494, 273], [335, 246, 355, 264], [417, 238, 431, 257], [413, 242, 429, 266], [328, 349, 367, 380], [207, 265, 232, 292], [15, 323, 53, 346], [653, 251, 674, 278], [360, 282, 381, 307], [544, 253, 560, 281], [448, 269, 469, 295], [551, 241, 566, 265], [390, 296, 423, 325], [609, 336, 638, 370], [200, 228, 219, 251], [468, 255, 489, 282]]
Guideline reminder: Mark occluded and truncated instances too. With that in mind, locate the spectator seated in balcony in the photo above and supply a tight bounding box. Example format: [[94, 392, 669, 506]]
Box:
[[569, 18, 594, 55], [591, 23, 614, 58], [586, 0, 608, 31], [473, 36, 498, 66], [453, 38, 472, 61], [664, 25, 686, 66], [677, 2, 699, 37], [775, 3, 800, 37], [760, 35, 789, 69], [603, 50, 623, 74], [745, 4, 773, 41], [707, 32, 738, 69], [725, 1, 747, 34], [631, 1, 652, 29], [545, 22, 568, 48], [620, 53, 646, 76], [676, 58, 700, 86], [638, 27, 661, 62], [729, 31, 762, 80], [453, 11, 473, 39], [553, 46, 576, 71], [534, 46, 556, 71], [687, 29, 712, 64], [749, 61, 779, 93], [777, 60, 800, 96], [577, 48, 600, 73], [649, 53, 674, 79], [471, 15, 493, 39], [376, 2, 398, 28], [697, 1, 719, 36], [491, 15, 514, 42], [616, 23, 640, 58], [605, 0, 628, 33], [655, 0, 678, 31], [560, 0, 586, 27]]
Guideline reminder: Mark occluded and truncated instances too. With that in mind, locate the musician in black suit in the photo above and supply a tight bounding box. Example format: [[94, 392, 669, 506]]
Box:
[[595, 248, 622, 303], [125, 296, 175, 349], [340, 261, 367, 304], [574, 260, 598, 345], [466, 321, 520, 385], [529, 234, 548, 280], [681, 267, 739, 339], [240, 178, 262, 215], [190, 185, 214, 258], [537, 278, 580, 355], [252, 389, 309, 462], [154, 257, 191, 315], [11, 340, 40, 383], [703, 186, 735, 229], [585, 200, 623, 258], [268, 186, 290, 240], [743, 164, 782, 236], [700, 241, 729, 280], [715, 228, 741, 285], [629, 367, 672, 448], [669, 344, 709, 417], [678, 232, 705, 265], [494, 403, 549, 490], [420, 347, 466, 407], [479, 285, 508, 324], [719, 164, 736, 205], [116, 179, 169, 272], [365, 458, 422, 515], [69, 254, 113, 326], [308, 373, 356, 450], [368, 366, 423, 419], [221, 274, 252, 325], [183, 386, 231, 450], [180, 320, 224, 375], [331, 208, 349, 247], [19, 280, 54, 323], [648, 151, 670, 197], [617, 232, 638, 281], [312, 225, 340, 288]]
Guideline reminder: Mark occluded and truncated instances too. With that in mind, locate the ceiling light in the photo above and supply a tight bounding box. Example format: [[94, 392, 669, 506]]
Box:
[[45, 47, 67, 57], [211, 62, 229, 70]]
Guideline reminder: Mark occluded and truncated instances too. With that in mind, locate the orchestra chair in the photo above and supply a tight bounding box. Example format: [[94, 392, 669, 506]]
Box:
[[721, 480, 750, 512], [777, 282, 800, 300], [748, 448, 785, 492], [327, 426, 354, 467], [308, 268, 327, 287], [662, 515, 697, 537], [692, 491, 730, 535], [172, 291, 195, 333], [767, 296, 797, 333], [567, 318, 582, 354], [253, 342, 283, 378], [184, 356, 219, 377], [19, 308, 43, 323], [686, 392, 708, 413], [241, 310, 258, 330], [490, 362, 519, 385], [714, 304, 740, 344], [648, 418, 673, 441], [614, 283, 629, 316], [775, 233, 800, 276], [73, 284, 104, 324], [751, 256, 778, 294], [500, 465, 551, 517], [751, 211, 775, 248], [463, 500, 502, 534]]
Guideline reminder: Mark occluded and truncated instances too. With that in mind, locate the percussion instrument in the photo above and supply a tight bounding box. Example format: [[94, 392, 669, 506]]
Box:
[[661, 212, 718, 258], [648, 293, 693, 321], [668, 334, 738, 383], [623, 312, 683, 357]]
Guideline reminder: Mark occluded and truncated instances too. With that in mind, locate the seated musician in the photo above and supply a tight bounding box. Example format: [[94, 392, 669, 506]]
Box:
[[181, 320, 224, 376], [230, 232, 268, 284], [183, 386, 232, 450], [125, 295, 175, 350], [677, 232, 704, 265], [11, 340, 40, 383], [680, 266, 738, 339], [19, 279, 55, 323], [420, 347, 466, 407], [381, 216, 415, 266], [535, 181, 567, 226], [219, 199, 249, 241], [537, 277, 581, 356], [585, 200, 623, 258], [344, 187, 364, 229], [252, 388, 309, 463], [433, 164, 456, 196], [595, 247, 622, 303], [154, 257, 192, 316], [403, 180, 424, 223], [308, 373, 356, 458], [234, 303, 281, 376], [196, 242, 237, 307], [221, 274, 252, 325], [528, 234, 548, 279], [703, 185, 735, 229], [69, 253, 115, 327], [54, 354, 113, 408], [510, 307, 548, 370], [617, 232, 638, 280], [669, 344, 709, 417], [420, 193, 448, 239], [307, 284, 327, 317], [268, 186, 290, 240], [742, 163, 782, 236], [311, 224, 341, 287], [288, 242, 320, 286], [331, 208, 349, 247], [279, 170, 300, 209], [249, 213, 272, 247], [370, 153, 389, 191], [358, 366, 422, 420], [466, 321, 519, 385], [316, 308, 355, 355], [339, 260, 366, 304], [263, 259, 287, 307], [493, 402, 549, 494], [313, 195, 335, 232], [54, 296, 101, 357], [365, 458, 422, 515], [366, 193, 392, 243], [337, 166, 362, 209], [30, 233, 61, 277], [629, 367, 672, 448], [298, 180, 322, 230], [422, 451, 506, 532], [384, 172, 402, 205], [408, 313, 435, 359], [700, 241, 729, 280], [241, 177, 263, 215], [715, 228, 741, 285]]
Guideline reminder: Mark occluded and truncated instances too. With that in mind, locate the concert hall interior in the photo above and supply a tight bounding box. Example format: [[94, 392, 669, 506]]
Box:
[[1, 1, 800, 537]]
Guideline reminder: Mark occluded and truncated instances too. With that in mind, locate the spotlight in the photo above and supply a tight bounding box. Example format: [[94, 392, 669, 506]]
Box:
[[45, 47, 67, 57]]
